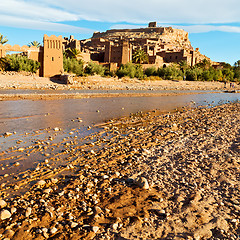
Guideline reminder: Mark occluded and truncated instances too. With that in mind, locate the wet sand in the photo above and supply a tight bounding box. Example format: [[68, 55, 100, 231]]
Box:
[[0, 102, 239, 239]]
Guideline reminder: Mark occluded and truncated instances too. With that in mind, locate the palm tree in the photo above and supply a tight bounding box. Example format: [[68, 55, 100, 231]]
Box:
[[28, 41, 41, 47], [0, 57, 8, 71], [0, 34, 8, 45], [67, 48, 82, 59], [132, 49, 148, 64]]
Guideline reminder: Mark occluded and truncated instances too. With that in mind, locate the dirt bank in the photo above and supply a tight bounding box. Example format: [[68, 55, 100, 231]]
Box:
[[0, 102, 239, 239], [0, 72, 239, 92]]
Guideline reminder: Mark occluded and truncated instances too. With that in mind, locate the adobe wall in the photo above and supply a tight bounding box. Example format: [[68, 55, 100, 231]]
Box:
[[42, 35, 63, 77]]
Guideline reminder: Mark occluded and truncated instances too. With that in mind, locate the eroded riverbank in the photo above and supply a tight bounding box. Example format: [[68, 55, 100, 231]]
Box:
[[0, 101, 240, 239]]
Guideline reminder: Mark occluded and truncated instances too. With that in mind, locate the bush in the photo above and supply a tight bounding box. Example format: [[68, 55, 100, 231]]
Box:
[[157, 65, 183, 80], [144, 66, 157, 77], [185, 69, 198, 81], [6, 55, 40, 73], [116, 63, 145, 79], [63, 57, 84, 76], [84, 62, 106, 76]]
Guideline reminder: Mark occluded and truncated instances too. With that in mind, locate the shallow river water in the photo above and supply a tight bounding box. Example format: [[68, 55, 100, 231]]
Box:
[[0, 91, 239, 188], [0, 91, 239, 136]]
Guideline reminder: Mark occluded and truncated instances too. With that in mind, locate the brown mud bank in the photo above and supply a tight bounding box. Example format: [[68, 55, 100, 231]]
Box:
[[0, 101, 240, 239], [0, 91, 214, 101], [0, 72, 239, 92]]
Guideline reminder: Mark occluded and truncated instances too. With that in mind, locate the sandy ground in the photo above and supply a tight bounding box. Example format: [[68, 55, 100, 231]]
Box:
[[0, 102, 239, 239], [0, 72, 239, 92]]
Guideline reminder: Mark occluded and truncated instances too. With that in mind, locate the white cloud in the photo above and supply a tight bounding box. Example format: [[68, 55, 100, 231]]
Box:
[[37, 0, 240, 24], [110, 24, 240, 34], [0, 14, 92, 33], [1, 0, 240, 34]]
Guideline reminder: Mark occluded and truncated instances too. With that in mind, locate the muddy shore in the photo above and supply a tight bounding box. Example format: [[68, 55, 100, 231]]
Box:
[[1, 72, 239, 92], [0, 101, 239, 239]]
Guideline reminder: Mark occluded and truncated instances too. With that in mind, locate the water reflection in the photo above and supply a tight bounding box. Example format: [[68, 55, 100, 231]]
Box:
[[0, 92, 239, 136]]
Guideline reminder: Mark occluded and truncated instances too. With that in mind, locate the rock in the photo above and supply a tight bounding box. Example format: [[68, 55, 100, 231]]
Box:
[[112, 222, 118, 231], [92, 226, 99, 233], [36, 180, 46, 186], [10, 207, 17, 214], [53, 127, 60, 131], [0, 200, 7, 209], [0, 209, 11, 220], [50, 227, 58, 234], [135, 176, 150, 189], [3, 229, 15, 238], [51, 178, 58, 184], [25, 207, 32, 217], [4, 132, 12, 137], [43, 188, 52, 194], [70, 222, 78, 228]]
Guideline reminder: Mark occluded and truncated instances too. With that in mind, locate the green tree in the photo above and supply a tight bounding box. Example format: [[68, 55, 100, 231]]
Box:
[[28, 41, 41, 47], [0, 57, 8, 71], [66, 48, 82, 59], [196, 59, 211, 70], [0, 34, 8, 45], [132, 49, 148, 64]]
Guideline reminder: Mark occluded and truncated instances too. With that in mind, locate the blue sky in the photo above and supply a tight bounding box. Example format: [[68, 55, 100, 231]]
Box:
[[1, 0, 240, 65]]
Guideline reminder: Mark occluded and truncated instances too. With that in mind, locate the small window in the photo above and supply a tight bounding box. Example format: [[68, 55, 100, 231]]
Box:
[[52, 57, 54, 61], [175, 56, 178, 59]]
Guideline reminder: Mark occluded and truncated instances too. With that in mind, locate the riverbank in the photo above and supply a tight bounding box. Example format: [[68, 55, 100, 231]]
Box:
[[0, 102, 239, 239], [0, 72, 239, 92]]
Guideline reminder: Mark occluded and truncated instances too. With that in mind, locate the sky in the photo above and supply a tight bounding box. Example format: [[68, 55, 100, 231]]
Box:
[[1, 0, 240, 65]]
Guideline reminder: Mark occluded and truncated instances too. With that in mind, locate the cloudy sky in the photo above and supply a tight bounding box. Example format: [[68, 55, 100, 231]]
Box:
[[1, 0, 240, 64]]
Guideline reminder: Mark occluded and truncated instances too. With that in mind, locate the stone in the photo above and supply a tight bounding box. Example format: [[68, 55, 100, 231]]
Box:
[[4, 132, 12, 137], [25, 207, 32, 217], [10, 207, 17, 214], [135, 176, 150, 189], [36, 180, 46, 186], [0, 200, 7, 209], [0, 209, 11, 220], [92, 226, 99, 233], [3, 229, 15, 238], [50, 227, 58, 234], [70, 222, 78, 228]]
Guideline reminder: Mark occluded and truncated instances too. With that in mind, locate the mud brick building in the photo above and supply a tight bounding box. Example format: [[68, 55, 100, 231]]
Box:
[[80, 22, 212, 68]]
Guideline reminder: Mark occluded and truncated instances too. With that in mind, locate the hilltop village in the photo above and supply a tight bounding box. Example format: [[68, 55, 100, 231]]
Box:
[[63, 22, 214, 70]]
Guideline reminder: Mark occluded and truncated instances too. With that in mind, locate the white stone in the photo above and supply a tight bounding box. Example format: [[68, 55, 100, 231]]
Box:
[[92, 226, 99, 233], [36, 180, 46, 186], [0, 209, 11, 220], [135, 176, 150, 190], [0, 200, 7, 208], [25, 207, 32, 217], [50, 227, 58, 234]]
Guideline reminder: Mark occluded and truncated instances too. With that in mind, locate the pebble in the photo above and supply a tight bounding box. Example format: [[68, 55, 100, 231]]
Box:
[[50, 227, 58, 234], [0, 200, 7, 208], [0, 209, 11, 220], [36, 180, 46, 186], [135, 176, 150, 189], [92, 226, 99, 233], [25, 207, 32, 217], [4, 132, 12, 137], [3, 229, 15, 238]]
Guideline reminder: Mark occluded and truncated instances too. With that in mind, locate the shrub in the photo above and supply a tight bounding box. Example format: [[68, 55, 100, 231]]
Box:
[[63, 57, 84, 76], [6, 55, 40, 73], [84, 62, 106, 76], [144, 66, 157, 77], [116, 63, 145, 79], [157, 65, 183, 80], [185, 69, 198, 81]]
